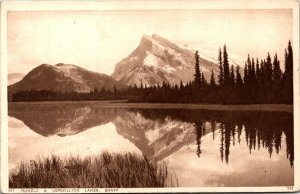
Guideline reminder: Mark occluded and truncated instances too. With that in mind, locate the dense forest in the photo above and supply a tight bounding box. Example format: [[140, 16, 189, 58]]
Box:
[[11, 41, 293, 104]]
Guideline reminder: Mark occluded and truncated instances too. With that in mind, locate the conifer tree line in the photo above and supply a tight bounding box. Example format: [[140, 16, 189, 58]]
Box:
[[11, 41, 293, 104], [126, 41, 293, 104]]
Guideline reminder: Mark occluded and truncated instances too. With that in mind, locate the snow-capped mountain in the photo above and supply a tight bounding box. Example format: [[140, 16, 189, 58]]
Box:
[[8, 63, 123, 95], [112, 34, 219, 86], [113, 109, 213, 160], [9, 103, 213, 161]]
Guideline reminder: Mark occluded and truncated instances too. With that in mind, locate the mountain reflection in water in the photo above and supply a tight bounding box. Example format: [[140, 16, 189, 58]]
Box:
[[8, 103, 293, 166], [127, 108, 293, 166], [8, 102, 294, 186]]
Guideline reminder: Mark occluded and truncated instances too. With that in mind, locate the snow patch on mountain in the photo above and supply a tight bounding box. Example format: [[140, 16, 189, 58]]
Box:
[[145, 118, 195, 145], [143, 52, 159, 67], [55, 64, 85, 84]]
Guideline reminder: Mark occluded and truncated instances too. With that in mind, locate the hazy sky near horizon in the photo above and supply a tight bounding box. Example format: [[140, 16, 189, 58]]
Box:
[[8, 9, 292, 75]]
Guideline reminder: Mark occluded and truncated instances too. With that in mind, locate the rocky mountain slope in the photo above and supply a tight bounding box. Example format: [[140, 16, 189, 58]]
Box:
[[112, 34, 219, 86]]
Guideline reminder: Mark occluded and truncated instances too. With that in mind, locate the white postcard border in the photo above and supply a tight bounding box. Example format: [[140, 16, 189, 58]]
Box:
[[1, 0, 299, 193]]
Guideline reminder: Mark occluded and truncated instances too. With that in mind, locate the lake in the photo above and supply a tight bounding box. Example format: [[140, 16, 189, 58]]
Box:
[[8, 102, 294, 187]]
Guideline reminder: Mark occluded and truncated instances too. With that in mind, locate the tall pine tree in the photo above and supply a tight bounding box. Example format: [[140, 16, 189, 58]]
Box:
[[260, 60, 265, 83], [230, 65, 235, 86], [223, 45, 230, 86], [272, 53, 282, 81], [251, 58, 256, 82], [210, 69, 216, 87], [201, 72, 207, 86], [194, 50, 201, 87], [244, 62, 249, 85], [265, 52, 273, 81], [256, 58, 260, 82], [235, 66, 243, 87], [282, 40, 293, 103], [218, 47, 224, 86], [285, 40, 293, 80]]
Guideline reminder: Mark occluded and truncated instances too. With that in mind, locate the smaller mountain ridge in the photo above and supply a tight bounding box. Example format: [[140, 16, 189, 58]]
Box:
[[8, 63, 122, 96]]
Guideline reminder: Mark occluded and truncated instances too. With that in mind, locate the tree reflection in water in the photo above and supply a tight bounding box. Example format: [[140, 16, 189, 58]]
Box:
[[133, 109, 293, 167], [9, 103, 293, 167]]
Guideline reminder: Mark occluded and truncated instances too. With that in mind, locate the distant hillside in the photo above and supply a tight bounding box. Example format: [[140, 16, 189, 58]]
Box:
[[8, 63, 123, 98]]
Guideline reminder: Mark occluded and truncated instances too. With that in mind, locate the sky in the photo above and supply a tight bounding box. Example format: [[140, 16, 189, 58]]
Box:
[[8, 9, 292, 75]]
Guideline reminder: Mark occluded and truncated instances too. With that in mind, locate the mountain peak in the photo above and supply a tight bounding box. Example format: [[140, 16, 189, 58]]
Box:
[[140, 34, 155, 47], [139, 34, 185, 54], [141, 34, 152, 40], [55, 63, 77, 69], [141, 33, 170, 41], [140, 34, 170, 44], [39, 63, 53, 68], [55, 63, 67, 67], [151, 34, 168, 42], [112, 34, 220, 86], [32, 64, 58, 73]]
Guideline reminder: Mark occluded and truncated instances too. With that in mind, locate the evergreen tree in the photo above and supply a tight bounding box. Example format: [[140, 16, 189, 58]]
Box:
[[180, 80, 184, 90], [244, 62, 249, 85], [201, 72, 207, 86], [174, 83, 179, 91], [210, 69, 216, 86], [251, 58, 256, 82], [284, 49, 288, 76], [223, 45, 230, 86], [282, 40, 293, 103], [265, 52, 272, 81], [194, 50, 201, 87], [235, 66, 243, 87], [247, 54, 251, 68], [140, 79, 144, 89], [272, 53, 282, 81], [256, 58, 260, 82], [93, 86, 98, 94], [246, 55, 252, 84], [230, 65, 235, 86], [218, 47, 224, 86], [259, 60, 264, 83], [285, 40, 293, 79], [262, 59, 266, 83]]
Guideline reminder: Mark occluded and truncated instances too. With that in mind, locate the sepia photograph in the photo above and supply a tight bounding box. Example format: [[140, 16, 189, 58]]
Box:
[[1, 0, 299, 193]]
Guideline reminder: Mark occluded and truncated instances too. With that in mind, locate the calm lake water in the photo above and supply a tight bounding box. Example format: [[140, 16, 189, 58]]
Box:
[[8, 102, 294, 187]]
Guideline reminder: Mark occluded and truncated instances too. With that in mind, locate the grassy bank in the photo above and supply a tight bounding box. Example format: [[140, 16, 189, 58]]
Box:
[[9, 152, 173, 188]]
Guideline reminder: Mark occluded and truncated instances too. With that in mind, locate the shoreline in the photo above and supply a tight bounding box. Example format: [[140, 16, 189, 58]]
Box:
[[8, 101, 293, 113]]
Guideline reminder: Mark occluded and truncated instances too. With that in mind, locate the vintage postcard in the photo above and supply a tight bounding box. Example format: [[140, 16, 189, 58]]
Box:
[[1, 0, 299, 193]]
